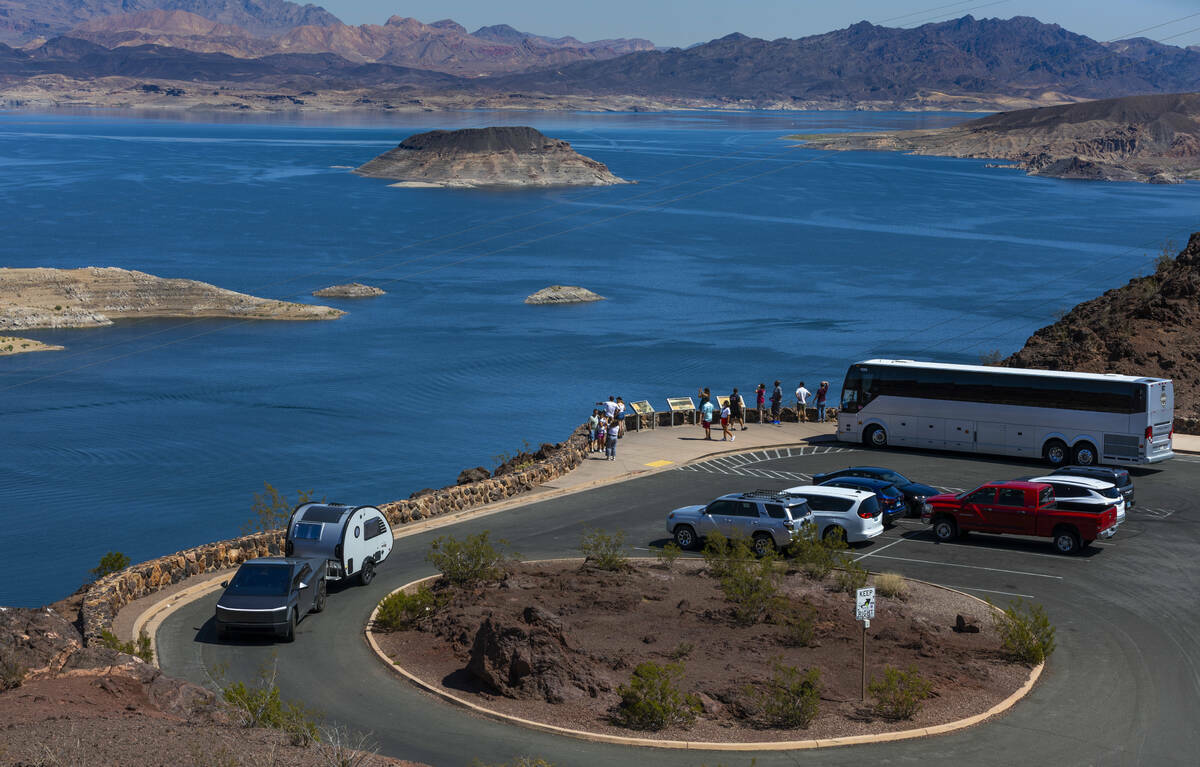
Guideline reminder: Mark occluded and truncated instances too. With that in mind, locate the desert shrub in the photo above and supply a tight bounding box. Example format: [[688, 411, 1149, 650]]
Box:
[[774, 602, 817, 647], [656, 541, 682, 568], [992, 598, 1056, 664], [868, 664, 933, 720], [754, 661, 821, 728], [702, 531, 736, 578], [0, 649, 25, 691], [313, 725, 380, 767], [222, 663, 321, 746], [669, 641, 694, 660], [426, 531, 514, 586], [97, 630, 153, 663], [720, 550, 781, 626], [90, 551, 130, 579], [787, 525, 841, 579], [615, 662, 701, 731], [834, 556, 869, 593], [874, 572, 908, 600], [471, 759, 554, 767], [373, 586, 443, 631], [243, 483, 317, 534], [580, 529, 628, 571]]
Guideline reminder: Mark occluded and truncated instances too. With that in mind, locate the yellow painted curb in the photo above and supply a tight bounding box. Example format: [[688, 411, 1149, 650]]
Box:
[[366, 558, 1044, 751]]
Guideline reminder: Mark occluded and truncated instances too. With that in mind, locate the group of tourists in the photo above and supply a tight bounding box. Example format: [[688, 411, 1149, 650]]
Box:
[[699, 379, 829, 436], [792, 380, 830, 424], [695, 387, 746, 441], [587, 396, 626, 460]]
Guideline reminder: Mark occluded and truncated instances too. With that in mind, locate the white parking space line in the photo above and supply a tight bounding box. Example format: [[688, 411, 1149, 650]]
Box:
[[938, 585, 1036, 599], [853, 538, 905, 562], [865, 554, 1063, 579]]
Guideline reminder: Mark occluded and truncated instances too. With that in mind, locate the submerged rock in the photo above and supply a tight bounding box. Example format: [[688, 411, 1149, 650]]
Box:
[[524, 285, 605, 305], [312, 283, 386, 297], [354, 126, 630, 188]]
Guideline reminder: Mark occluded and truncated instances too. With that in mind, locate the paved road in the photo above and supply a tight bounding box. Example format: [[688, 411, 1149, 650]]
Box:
[[158, 447, 1200, 767]]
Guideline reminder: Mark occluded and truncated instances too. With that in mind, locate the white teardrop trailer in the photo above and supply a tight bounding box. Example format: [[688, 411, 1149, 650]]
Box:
[[285, 503, 393, 585]]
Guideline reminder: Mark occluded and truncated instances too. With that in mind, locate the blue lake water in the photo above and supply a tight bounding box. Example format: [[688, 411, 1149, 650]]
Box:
[[2, 109, 1198, 606]]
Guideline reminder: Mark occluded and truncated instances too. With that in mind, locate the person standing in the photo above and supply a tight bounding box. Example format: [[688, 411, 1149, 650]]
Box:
[[696, 387, 710, 429], [615, 396, 627, 436], [606, 416, 621, 460], [795, 381, 812, 423], [599, 396, 618, 420], [817, 381, 829, 423], [701, 397, 715, 439], [587, 409, 600, 452], [770, 380, 783, 426], [729, 388, 746, 431], [720, 400, 733, 441], [596, 413, 608, 454], [755, 383, 766, 424]]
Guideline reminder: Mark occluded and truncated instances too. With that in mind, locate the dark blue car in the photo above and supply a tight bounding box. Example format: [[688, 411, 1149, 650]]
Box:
[[812, 466, 940, 517], [817, 476, 910, 524]]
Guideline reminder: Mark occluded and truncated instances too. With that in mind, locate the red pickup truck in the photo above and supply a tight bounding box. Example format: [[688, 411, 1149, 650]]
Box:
[[922, 481, 1117, 555]]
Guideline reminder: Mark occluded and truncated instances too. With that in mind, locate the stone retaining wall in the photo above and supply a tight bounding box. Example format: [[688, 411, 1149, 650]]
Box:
[[80, 424, 591, 643]]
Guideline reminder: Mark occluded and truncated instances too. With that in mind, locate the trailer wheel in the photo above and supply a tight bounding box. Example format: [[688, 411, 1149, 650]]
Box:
[[281, 609, 296, 643], [311, 581, 327, 613], [358, 558, 375, 586]]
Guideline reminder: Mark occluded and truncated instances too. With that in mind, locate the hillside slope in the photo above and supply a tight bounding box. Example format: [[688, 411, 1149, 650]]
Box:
[[1006, 233, 1200, 423]]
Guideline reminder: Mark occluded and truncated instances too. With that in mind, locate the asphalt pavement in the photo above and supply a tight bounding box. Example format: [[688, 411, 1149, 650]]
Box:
[[157, 445, 1200, 767]]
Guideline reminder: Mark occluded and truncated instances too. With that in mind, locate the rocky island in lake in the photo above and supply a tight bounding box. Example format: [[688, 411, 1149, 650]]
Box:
[[354, 126, 630, 188], [0, 267, 344, 331], [524, 285, 606, 304], [312, 283, 386, 297], [793, 92, 1200, 183]]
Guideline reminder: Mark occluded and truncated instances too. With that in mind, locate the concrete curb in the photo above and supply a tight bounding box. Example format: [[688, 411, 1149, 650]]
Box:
[[365, 559, 1044, 751]]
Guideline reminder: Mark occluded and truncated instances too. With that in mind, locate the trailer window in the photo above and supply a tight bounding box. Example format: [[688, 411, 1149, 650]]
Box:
[[294, 522, 323, 540], [363, 517, 387, 541]]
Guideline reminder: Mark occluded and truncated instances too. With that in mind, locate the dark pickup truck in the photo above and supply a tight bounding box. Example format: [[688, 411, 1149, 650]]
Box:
[[214, 557, 327, 642], [922, 481, 1118, 555]]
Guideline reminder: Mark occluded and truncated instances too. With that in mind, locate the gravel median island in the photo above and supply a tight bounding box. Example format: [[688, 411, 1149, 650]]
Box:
[[372, 559, 1034, 744]]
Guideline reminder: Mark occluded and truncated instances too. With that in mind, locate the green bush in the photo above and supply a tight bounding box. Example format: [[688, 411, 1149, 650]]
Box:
[[702, 531, 736, 578], [720, 550, 780, 626], [755, 661, 821, 728], [615, 662, 701, 731], [580, 529, 628, 571], [835, 556, 869, 593], [426, 531, 514, 586], [656, 541, 682, 569], [374, 586, 444, 631], [669, 641, 694, 660], [992, 598, 1056, 664], [91, 551, 130, 579], [787, 525, 842, 580], [774, 602, 816, 647], [243, 483, 317, 534], [222, 665, 321, 746], [868, 664, 933, 720], [97, 629, 153, 663]]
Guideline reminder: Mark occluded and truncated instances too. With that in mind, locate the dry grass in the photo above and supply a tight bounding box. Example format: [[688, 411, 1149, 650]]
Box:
[[875, 572, 909, 600]]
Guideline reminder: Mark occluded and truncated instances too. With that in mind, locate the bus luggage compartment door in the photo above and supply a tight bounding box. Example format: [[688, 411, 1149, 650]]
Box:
[[946, 420, 976, 451]]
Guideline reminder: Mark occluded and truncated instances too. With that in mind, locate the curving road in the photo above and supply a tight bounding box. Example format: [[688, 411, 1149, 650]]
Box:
[[158, 447, 1200, 767]]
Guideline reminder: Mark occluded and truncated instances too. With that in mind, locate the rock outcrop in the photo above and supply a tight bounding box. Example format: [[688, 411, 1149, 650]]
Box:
[[524, 285, 605, 304], [795, 92, 1200, 183], [312, 282, 385, 297], [354, 126, 629, 188], [1005, 232, 1200, 426], [0, 267, 343, 330]]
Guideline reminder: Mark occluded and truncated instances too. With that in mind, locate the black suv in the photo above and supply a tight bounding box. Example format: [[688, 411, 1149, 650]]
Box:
[[810, 466, 939, 517], [1051, 465, 1135, 507], [215, 557, 328, 642]]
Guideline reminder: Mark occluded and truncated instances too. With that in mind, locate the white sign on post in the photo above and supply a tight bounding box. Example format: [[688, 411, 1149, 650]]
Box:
[[856, 587, 876, 621]]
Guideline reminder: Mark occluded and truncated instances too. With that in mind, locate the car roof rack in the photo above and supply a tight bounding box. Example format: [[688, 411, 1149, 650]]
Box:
[[737, 490, 804, 503]]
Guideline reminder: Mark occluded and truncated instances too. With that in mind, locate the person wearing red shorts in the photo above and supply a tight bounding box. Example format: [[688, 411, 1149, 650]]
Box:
[[721, 402, 733, 441]]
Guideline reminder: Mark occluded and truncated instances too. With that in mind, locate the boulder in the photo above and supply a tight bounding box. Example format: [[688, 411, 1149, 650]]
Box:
[[524, 285, 605, 305], [954, 614, 981, 633]]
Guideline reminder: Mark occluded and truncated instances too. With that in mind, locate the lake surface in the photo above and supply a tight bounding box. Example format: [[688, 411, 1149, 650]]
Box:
[[3, 109, 1198, 606]]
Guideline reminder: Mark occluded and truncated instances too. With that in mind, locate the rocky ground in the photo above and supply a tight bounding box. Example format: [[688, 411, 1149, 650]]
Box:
[[524, 285, 605, 305], [373, 559, 1030, 742], [0, 266, 343, 331], [794, 92, 1200, 183], [1006, 232, 1200, 428], [0, 601, 420, 767], [354, 126, 629, 188], [312, 283, 386, 298]]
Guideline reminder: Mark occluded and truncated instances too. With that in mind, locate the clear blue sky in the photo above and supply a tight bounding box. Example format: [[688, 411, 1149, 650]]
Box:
[[317, 1, 1200, 49]]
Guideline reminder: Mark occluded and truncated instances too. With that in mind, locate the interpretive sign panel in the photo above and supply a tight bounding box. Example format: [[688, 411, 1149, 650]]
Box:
[[630, 400, 654, 415], [666, 397, 695, 412]]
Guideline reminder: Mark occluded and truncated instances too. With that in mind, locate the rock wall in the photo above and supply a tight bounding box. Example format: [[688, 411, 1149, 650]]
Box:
[[79, 424, 591, 643]]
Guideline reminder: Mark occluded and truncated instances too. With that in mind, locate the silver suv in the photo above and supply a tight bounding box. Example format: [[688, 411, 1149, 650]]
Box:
[[665, 490, 814, 555]]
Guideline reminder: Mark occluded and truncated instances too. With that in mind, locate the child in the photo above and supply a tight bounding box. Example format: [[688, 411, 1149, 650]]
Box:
[[596, 414, 608, 454], [721, 401, 733, 441]]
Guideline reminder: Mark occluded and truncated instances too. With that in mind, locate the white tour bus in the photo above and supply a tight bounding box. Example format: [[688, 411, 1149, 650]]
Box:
[[837, 359, 1174, 466]]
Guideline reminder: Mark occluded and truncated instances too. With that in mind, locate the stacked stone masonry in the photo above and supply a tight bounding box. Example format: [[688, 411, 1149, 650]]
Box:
[[80, 425, 592, 643]]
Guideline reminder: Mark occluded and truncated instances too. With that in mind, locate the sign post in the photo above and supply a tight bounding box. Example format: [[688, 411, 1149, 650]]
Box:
[[855, 587, 875, 702], [630, 400, 655, 431]]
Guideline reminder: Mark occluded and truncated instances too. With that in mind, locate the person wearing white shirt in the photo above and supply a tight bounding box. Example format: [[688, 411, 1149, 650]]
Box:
[[795, 381, 812, 423]]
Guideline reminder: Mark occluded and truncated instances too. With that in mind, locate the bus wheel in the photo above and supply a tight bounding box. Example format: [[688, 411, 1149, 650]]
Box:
[[1072, 442, 1098, 466], [864, 425, 887, 448], [1043, 439, 1068, 466]]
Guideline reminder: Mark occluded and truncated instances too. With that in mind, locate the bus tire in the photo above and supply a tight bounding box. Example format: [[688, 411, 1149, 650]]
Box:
[[1053, 526, 1081, 555], [1072, 441, 1098, 466], [864, 425, 887, 449], [1043, 439, 1069, 467], [932, 516, 958, 542]]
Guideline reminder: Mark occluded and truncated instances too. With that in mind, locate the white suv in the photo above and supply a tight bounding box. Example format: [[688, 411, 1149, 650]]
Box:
[[782, 485, 885, 543], [1028, 475, 1127, 525]]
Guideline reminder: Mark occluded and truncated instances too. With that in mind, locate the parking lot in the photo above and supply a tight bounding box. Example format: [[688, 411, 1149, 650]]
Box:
[[158, 444, 1200, 767]]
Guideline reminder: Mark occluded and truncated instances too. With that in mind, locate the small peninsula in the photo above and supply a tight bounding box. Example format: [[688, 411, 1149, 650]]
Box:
[[354, 126, 630, 188], [0, 267, 344, 330], [792, 92, 1200, 183], [312, 283, 386, 297], [0, 336, 64, 355], [524, 285, 605, 304]]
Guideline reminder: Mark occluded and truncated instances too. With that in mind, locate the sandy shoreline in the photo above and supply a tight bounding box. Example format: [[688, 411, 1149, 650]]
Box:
[[0, 335, 64, 355]]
